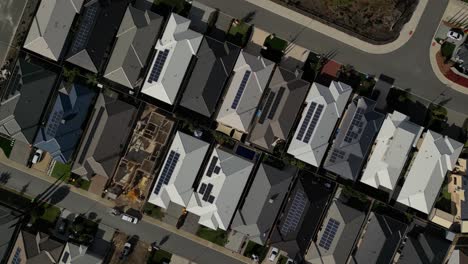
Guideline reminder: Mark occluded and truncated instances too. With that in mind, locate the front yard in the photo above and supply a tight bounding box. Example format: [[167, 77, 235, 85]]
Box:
[[148, 249, 172, 264], [243, 241, 268, 262], [196, 226, 228, 246], [227, 20, 252, 47]]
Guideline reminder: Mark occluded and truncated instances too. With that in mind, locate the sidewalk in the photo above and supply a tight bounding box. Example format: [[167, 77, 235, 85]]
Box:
[[241, 0, 428, 54]]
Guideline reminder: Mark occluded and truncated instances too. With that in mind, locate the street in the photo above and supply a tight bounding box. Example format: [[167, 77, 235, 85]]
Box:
[[0, 162, 245, 264]]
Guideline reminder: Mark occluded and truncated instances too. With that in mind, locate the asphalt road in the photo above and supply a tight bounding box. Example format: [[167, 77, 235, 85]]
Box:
[[0, 163, 244, 264], [196, 0, 468, 119]]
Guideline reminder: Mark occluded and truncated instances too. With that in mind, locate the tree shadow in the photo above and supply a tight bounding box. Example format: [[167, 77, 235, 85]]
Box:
[[160, 235, 170, 246], [241, 11, 256, 23], [88, 212, 98, 221], [20, 182, 30, 196], [0, 172, 10, 185], [46, 185, 70, 206]]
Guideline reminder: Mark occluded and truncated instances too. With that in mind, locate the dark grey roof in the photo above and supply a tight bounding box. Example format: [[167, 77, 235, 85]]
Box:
[[457, 44, 468, 68], [398, 225, 451, 264], [22, 231, 65, 262], [249, 67, 310, 151], [66, 0, 129, 72], [461, 172, 468, 220], [72, 93, 136, 179], [231, 164, 296, 245], [104, 6, 163, 88], [0, 205, 19, 262], [323, 96, 385, 181], [0, 59, 57, 143], [353, 213, 407, 264], [180, 36, 240, 117]]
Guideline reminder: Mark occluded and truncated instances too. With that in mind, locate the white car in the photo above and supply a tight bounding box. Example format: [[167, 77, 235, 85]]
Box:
[[268, 247, 279, 262], [286, 258, 294, 264], [121, 214, 138, 224], [31, 149, 44, 164], [447, 29, 463, 41]]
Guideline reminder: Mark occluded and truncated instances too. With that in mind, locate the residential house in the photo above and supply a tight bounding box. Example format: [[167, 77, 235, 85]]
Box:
[[0, 59, 57, 144], [216, 51, 274, 134], [72, 93, 137, 194], [305, 197, 366, 264], [141, 13, 203, 105], [147, 131, 210, 209], [249, 67, 310, 152], [351, 213, 407, 264], [104, 6, 163, 89], [396, 130, 463, 214], [287, 81, 352, 167], [66, 0, 128, 73], [323, 96, 385, 181], [360, 111, 423, 192], [231, 164, 296, 245], [0, 204, 21, 263], [34, 83, 97, 163], [23, 0, 84, 61], [269, 176, 335, 261], [448, 248, 468, 264], [186, 146, 254, 230], [455, 44, 468, 73], [180, 37, 240, 117]]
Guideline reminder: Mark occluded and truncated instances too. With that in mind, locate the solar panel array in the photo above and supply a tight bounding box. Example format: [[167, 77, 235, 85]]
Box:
[[202, 183, 214, 201], [214, 166, 221, 174], [199, 183, 207, 194], [319, 218, 341, 250], [267, 87, 285, 120], [148, 49, 170, 83], [208, 195, 215, 203], [303, 104, 324, 143], [280, 190, 307, 235], [258, 92, 276, 124], [11, 248, 21, 264], [46, 110, 64, 137], [344, 107, 365, 143], [153, 151, 180, 195], [296, 102, 317, 141], [231, 70, 251, 109], [70, 4, 99, 54], [206, 156, 219, 177], [329, 149, 346, 163]]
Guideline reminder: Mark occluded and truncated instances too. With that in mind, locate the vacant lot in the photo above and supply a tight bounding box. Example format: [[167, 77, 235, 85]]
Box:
[[277, 0, 417, 42]]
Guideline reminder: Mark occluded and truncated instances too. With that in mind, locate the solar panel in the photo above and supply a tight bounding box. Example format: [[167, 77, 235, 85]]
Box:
[[329, 149, 345, 163], [280, 190, 307, 235], [70, 4, 99, 54], [231, 70, 251, 109], [343, 107, 365, 143], [206, 156, 218, 177], [303, 104, 324, 143], [12, 248, 21, 264], [296, 102, 317, 141], [199, 183, 207, 194], [267, 87, 286, 120], [214, 166, 221, 174], [46, 110, 64, 137], [319, 218, 341, 250], [258, 92, 276, 124], [202, 183, 214, 201], [153, 151, 180, 195], [208, 195, 215, 204], [148, 49, 170, 83]]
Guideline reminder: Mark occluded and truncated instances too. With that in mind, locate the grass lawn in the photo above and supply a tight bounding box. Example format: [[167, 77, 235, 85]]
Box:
[[153, 0, 188, 14], [40, 205, 61, 223], [243, 241, 268, 262], [277, 255, 288, 264], [441, 42, 456, 59], [0, 136, 14, 158], [227, 21, 251, 46], [51, 162, 72, 181], [196, 226, 228, 246], [74, 178, 90, 191], [148, 249, 172, 264], [143, 203, 165, 220], [264, 35, 287, 51]]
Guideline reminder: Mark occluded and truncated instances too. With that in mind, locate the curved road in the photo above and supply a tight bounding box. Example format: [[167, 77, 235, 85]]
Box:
[[197, 0, 468, 119]]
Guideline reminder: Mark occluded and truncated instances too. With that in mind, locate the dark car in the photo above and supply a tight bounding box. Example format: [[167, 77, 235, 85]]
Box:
[[119, 242, 132, 260]]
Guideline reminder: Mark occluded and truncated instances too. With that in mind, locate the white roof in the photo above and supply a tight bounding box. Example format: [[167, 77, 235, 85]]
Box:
[[360, 111, 423, 191], [397, 130, 463, 214], [141, 13, 202, 105], [287, 81, 352, 167], [23, 0, 83, 61], [216, 51, 274, 133], [186, 147, 254, 230], [147, 131, 209, 209]]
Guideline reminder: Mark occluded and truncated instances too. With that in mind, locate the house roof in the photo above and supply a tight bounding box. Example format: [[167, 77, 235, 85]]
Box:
[[397, 130, 463, 214], [141, 13, 203, 105], [360, 111, 423, 191], [148, 131, 210, 209], [305, 199, 366, 264], [186, 147, 254, 230], [323, 96, 385, 181], [231, 164, 296, 245], [0, 205, 19, 262], [21, 231, 65, 263], [72, 93, 136, 179], [23, 0, 84, 61], [216, 51, 275, 133], [270, 177, 335, 259], [0, 59, 57, 144], [287, 81, 352, 167], [104, 6, 163, 88], [34, 83, 97, 163], [180, 37, 240, 117], [353, 213, 407, 264], [66, 0, 128, 72], [249, 67, 310, 151]]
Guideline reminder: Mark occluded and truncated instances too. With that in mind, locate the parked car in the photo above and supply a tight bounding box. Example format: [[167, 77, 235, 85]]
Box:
[[286, 258, 294, 264], [31, 149, 44, 164], [119, 242, 132, 259], [251, 254, 259, 262], [448, 29, 464, 41], [269, 247, 279, 262], [109, 208, 122, 216], [121, 214, 138, 224]]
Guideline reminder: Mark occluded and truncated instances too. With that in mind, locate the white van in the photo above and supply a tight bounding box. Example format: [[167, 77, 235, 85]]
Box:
[[121, 214, 138, 224]]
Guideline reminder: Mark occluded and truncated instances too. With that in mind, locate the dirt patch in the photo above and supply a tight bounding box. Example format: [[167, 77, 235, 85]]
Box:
[[273, 0, 418, 43], [108, 232, 150, 264]]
